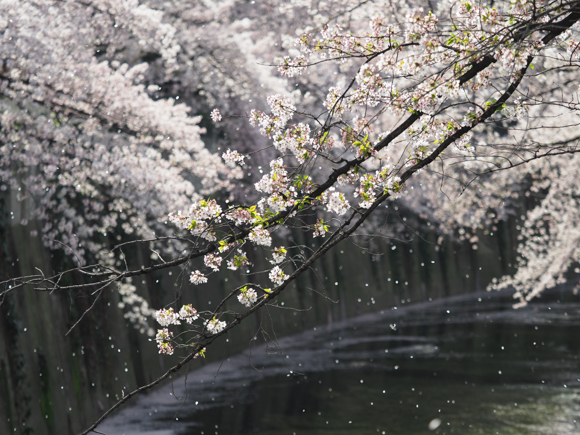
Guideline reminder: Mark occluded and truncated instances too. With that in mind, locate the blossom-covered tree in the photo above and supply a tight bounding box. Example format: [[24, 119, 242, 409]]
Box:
[[3, 0, 580, 433]]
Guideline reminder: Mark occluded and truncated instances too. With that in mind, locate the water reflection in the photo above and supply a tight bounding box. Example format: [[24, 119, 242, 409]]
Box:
[[99, 290, 580, 435]]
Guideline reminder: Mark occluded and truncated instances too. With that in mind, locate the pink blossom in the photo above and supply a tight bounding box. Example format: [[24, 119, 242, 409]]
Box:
[[204, 253, 222, 271], [269, 266, 288, 286], [156, 328, 174, 355], [155, 308, 181, 326], [269, 247, 287, 265], [248, 226, 272, 246], [179, 305, 199, 324], [222, 149, 245, 166], [237, 287, 258, 307], [190, 270, 208, 285], [205, 317, 227, 335], [211, 109, 222, 122]]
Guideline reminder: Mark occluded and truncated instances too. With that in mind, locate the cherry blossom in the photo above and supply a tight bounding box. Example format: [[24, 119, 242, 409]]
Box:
[[204, 253, 223, 272], [269, 266, 288, 286], [248, 226, 273, 247], [269, 247, 287, 265], [156, 328, 174, 355], [227, 208, 254, 226], [324, 190, 350, 216], [237, 287, 259, 307], [157, 342, 174, 356], [222, 149, 246, 166], [210, 108, 222, 122], [278, 55, 308, 77], [179, 305, 199, 324], [155, 308, 181, 327], [190, 270, 208, 285], [226, 250, 251, 271], [313, 219, 329, 238], [205, 317, 227, 335]]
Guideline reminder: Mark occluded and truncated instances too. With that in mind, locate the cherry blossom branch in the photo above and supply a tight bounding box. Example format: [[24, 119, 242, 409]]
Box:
[[81, 30, 548, 431]]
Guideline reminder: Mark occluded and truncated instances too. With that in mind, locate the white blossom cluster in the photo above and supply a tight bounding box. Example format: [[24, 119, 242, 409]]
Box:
[[248, 226, 273, 247], [154, 305, 200, 354], [155, 307, 181, 327], [222, 149, 246, 166], [204, 253, 223, 271], [205, 317, 227, 335], [323, 190, 350, 216], [227, 250, 251, 271], [278, 55, 308, 77], [179, 305, 199, 324], [211, 109, 222, 123], [156, 328, 174, 355], [237, 287, 259, 307], [117, 280, 155, 336], [269, 247, 287, 265], [227, 208, 254, 226], [269, 266, 288, 286], [168, 199, 223, 241], [488, 154, 580, 307], [254, 158, 297, 213], [313, 220, 328, 238], [189, 270, 208, 285], [254, 159, 289, 195]]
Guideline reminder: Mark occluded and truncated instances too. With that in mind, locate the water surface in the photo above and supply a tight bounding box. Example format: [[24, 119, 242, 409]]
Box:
[[99, 289, 580, 435]]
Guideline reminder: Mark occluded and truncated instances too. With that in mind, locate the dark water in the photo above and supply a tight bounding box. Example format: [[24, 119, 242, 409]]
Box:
[[98, 289, 580, 435]]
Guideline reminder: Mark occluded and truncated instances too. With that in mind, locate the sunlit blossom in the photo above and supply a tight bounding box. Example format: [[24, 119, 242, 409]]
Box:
[[210, 108, 222, 122], [155, 308, 181, 326], [179, 304, 199, 324], [190, 270, 208, 285], [205, 317, 227, 335], [237, 287, 258, 307], [269, 266, 288, 286]]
